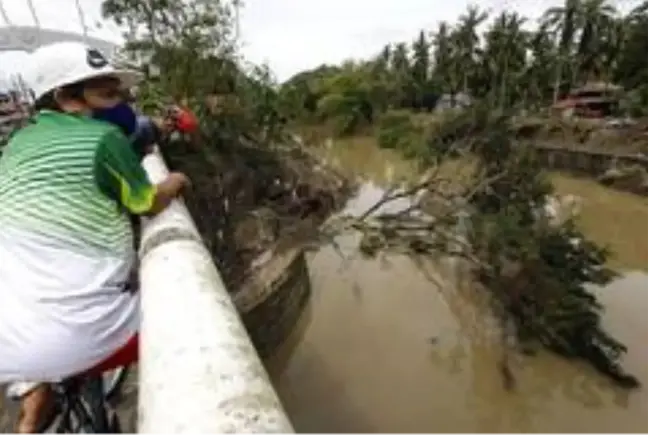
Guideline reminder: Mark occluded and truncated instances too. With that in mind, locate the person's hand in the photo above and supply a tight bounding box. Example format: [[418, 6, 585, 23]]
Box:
[[168, 171, 191, 194], [148, 172, 192, 215]]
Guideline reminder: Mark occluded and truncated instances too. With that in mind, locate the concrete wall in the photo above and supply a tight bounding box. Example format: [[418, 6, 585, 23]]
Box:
[[533, 144, 648, 177], [233, 247, 312, 358]]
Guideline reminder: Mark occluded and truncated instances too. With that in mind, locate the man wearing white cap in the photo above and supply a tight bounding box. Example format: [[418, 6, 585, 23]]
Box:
[[0, 41, 190, 432]]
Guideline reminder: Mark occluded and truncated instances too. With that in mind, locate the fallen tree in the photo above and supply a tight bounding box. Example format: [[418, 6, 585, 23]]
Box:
[[323, 107, 640, 389]]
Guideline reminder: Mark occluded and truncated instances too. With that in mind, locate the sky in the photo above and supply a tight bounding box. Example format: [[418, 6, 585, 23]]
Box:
[[0, 0, 643, 86]]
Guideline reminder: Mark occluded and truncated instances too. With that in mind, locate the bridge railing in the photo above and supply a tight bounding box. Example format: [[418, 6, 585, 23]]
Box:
[[138, 149, 293, 433]]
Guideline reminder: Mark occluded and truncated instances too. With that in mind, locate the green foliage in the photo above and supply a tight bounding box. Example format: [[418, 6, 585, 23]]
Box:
[[102, 0, 288, 145], [277, 0, 648, 128], [354, 102, 641, 387], [103, 0, 238, 96], [375, 111, 425, 159], [312, 65, 380, 136], [375, 111, 415, 149], [462, 112, 638, 387], [620, 85, 648, 117]]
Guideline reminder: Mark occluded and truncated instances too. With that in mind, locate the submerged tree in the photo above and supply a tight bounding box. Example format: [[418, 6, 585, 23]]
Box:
[[467, 109, 638, 387], [327, 108, 640, 389]]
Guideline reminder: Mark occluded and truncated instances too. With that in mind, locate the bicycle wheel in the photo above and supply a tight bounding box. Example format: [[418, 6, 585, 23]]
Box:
[[43, 377, 122, 433], [107, 410, 122, 433], [102, 366, 129, 401], [79, 376, 110, 432]]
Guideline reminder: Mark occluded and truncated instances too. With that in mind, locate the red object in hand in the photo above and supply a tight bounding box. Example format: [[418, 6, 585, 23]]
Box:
[[175, 106, 199, 134]]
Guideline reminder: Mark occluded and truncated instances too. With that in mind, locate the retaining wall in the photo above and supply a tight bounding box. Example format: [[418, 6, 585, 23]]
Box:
[[533, 143, 648, 175]]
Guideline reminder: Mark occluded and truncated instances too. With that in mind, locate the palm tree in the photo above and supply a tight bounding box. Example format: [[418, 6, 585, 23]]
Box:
[[574, 0, 617, 83], [614, 1, 648, 89], [411, 30, 431, 86], [390, 42, 411, 107], [372, 44, 392, 74], [454, 5, 489, 94], [431, 22, 454, 93], [543, 0, 620, 97], [543, 0, 580, 102], [481, 12, 528, 109], [525, 23, 556, 106]]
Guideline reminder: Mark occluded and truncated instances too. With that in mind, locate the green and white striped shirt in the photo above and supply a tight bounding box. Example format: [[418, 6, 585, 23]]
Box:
[[0, 110, 152, 382], [0, 110, 155, 255]]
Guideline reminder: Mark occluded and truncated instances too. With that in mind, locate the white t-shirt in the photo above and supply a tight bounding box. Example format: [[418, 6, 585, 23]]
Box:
[[0, 226, 139, 383]]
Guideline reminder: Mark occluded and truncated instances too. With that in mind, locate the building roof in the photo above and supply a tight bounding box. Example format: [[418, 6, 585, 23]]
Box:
[[552, 95, 618, 110], [571, 81, 623, 95]]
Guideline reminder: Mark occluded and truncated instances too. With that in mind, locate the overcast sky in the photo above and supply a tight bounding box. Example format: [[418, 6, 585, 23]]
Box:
[[0, 0, 642, 85]]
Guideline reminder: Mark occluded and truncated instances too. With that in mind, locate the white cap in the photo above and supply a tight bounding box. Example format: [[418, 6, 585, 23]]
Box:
[[26, 41, 141, 102]]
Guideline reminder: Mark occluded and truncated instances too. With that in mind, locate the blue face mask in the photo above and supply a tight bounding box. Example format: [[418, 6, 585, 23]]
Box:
[[92, 102, 138, 137]]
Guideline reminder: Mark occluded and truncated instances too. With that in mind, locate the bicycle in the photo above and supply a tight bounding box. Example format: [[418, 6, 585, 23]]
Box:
[[35, 280, 134, 433], [39, 366, 130, 433], [102, 366, 129, 403], [5, 367, 129, 435]]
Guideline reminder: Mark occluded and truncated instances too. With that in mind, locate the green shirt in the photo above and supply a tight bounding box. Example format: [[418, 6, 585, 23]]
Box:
[[0, 110, 156, 255]]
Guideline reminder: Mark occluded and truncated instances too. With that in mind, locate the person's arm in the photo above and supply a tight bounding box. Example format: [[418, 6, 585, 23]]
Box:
[[94, 129, 190, 216], [131, 115, 160, 160]]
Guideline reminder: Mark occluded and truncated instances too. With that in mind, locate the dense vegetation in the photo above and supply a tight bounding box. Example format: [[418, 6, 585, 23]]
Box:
[[101, 0, 349, 290], [277, 0, 648, 134], [98, 0, 642, 389]]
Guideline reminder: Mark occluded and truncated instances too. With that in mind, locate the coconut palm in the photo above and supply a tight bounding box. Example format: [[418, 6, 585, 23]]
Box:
[[543, 0, 580, 101], [574, 0, 618, 83], [481, 12, 528, 109], [454, 6, 489, 94], [431, 21, 458, 97], [524, 23, 557, 107]]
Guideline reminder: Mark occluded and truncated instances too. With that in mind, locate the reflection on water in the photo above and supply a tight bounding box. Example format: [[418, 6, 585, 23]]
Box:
[[270, 246, 648, 432], [268, 138, 648, 433]]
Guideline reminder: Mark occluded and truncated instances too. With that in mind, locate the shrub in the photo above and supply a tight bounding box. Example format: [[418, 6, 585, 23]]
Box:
[[375, 110, 427, 158]]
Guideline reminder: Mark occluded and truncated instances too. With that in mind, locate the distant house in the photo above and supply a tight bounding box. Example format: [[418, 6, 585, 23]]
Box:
[[435, 92, 472, 111], [552, 81, 623, 119]]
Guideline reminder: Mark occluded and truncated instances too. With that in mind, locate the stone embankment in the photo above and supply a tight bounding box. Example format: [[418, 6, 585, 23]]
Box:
[[533, 143, 648, 196]]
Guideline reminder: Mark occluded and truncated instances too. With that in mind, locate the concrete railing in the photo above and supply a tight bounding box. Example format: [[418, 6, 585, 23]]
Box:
[[137, 148, 294, 433]]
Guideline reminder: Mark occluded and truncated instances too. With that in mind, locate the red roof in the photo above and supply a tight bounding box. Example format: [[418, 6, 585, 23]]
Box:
[[552, 99, 576, 109]]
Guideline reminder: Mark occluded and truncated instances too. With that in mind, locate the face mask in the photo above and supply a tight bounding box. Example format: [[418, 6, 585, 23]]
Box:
[[92, 102, 138, 137]]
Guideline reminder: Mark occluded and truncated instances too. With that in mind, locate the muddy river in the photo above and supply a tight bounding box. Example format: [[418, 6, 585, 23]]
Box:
[[268, 138, 648, 433]]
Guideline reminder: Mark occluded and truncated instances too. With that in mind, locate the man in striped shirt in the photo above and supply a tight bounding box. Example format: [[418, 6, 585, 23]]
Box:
[[0, 42, 190, 432]]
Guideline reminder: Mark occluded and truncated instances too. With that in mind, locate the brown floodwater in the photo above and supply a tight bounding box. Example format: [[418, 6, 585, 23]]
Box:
[[266, 137, 648, 433]]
